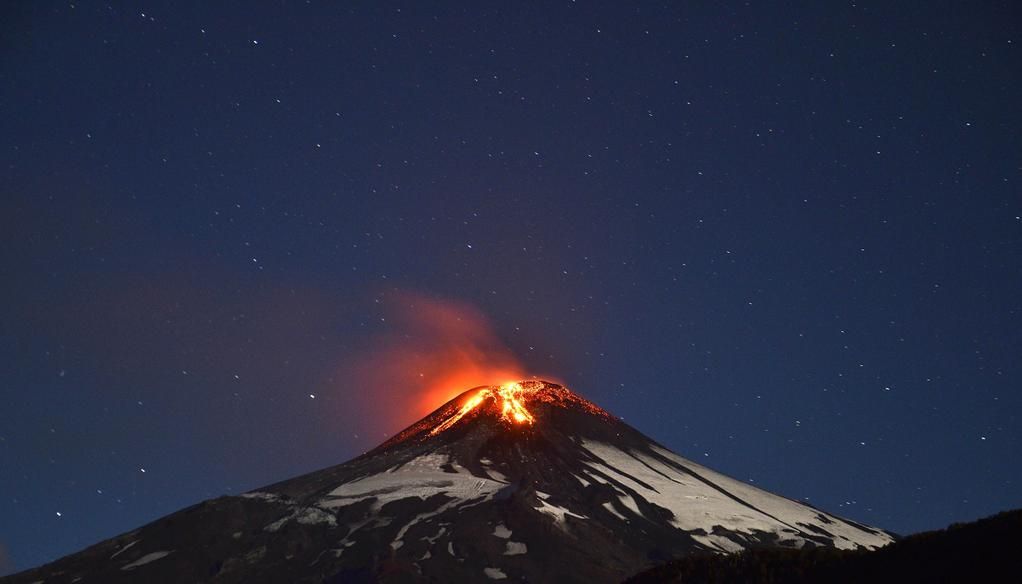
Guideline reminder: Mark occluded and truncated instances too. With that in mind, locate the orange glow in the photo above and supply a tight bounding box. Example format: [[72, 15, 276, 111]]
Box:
[[497, 382, 535, 425], [429, 381, 538, 435], [380, 380, 613, 448], [413, 365, 527, 423], [430, 388, 490, 435], [341, 293, 540, 435]]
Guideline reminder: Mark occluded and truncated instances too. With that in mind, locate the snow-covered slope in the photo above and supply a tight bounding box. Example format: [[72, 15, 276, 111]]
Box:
[[7, 381, 893, 584], [581, 440, 892, 551]]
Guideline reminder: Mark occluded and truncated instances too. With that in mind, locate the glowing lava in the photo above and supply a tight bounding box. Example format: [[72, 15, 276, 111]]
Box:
[[430, 388, 491, 435], [429, 381, 537, 435], [377, 380, 613, 448]]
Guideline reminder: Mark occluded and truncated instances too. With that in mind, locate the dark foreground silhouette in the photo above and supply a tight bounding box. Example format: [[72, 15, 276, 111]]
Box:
[[627, 508, 1022, 583]]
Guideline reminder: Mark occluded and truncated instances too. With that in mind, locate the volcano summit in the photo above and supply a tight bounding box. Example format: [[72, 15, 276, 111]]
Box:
[[8, 381, 894, 583]]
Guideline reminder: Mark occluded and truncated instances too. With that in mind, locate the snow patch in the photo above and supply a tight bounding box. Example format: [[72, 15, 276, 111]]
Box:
[[241, 491, 280, 501], [485, 467, 509, 482], [648, 444, 892, 550], [391, 499, 461, 551], [484, 567, 508, 579], [617, 493, 642, 517], [581, 440, 894, 551], [421, 525, 446, 544], [120, 551, 173, 570], [692, 534, 745, 553], [601, 501, 627, 520], [320, 453, 507, 511], [264, 503, 337, 532], [109, 540, 138, 559], [534, 492, 586, 524], [297, 506, 337, 527], [265, 514, 292, 532], [504, 541, 527, 555], [493, 524, 512, 539]]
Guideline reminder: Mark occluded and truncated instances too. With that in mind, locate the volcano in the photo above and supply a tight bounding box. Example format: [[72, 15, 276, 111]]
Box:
[[8, 381, 894, 583]]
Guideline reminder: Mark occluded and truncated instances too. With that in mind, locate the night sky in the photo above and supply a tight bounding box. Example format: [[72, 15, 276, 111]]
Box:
[[2, 1, 1020, 574]]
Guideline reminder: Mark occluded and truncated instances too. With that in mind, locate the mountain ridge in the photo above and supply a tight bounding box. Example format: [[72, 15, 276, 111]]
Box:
[[4, 380, 893, 583]]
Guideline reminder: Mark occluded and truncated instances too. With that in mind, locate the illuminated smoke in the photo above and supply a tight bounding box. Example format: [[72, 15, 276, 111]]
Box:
[[341, 294, 528, 436]]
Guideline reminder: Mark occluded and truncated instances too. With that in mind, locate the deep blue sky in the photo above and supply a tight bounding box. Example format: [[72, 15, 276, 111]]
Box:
[[2, 1, 1020, 574]]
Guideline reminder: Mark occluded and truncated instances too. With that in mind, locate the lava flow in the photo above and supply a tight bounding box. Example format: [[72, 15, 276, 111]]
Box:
[[430, 381, 538, 435]]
